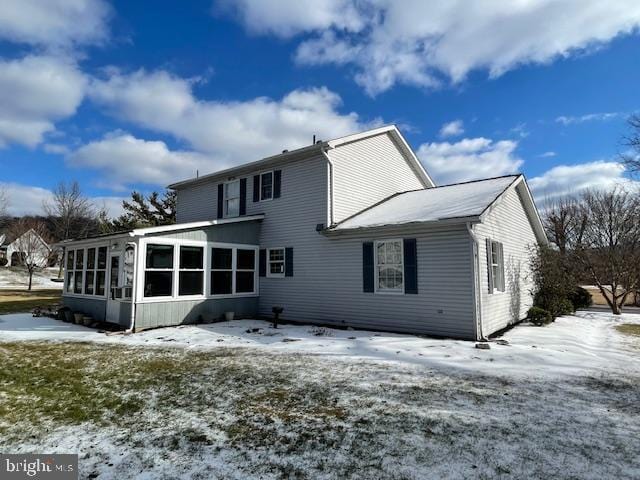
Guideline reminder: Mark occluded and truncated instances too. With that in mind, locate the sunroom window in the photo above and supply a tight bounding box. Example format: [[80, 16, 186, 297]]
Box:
[[144, 244, 174, 297], [375, 240, 404, 292], [211, 247, 233, 294], [179, 246, 204, 296]]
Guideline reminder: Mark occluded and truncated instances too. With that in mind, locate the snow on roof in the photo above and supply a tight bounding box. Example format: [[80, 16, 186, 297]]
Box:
[[333, 175, 519, 231]]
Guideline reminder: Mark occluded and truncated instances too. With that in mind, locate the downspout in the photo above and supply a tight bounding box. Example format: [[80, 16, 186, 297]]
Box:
[[126, 241, 137, 333], [321, 148, 335, 227], [467, 222, 485, 341]]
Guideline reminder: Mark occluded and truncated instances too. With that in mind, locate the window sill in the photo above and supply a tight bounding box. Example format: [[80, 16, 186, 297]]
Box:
[[137, 293, 259, 303], [63, 293, 108, 300], [374, 289, 405, 295]]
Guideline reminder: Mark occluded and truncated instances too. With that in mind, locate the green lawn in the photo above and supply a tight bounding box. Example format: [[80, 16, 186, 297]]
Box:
[[0, 289, 62, 314]]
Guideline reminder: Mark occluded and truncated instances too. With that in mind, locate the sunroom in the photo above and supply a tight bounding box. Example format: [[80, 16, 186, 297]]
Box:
[[58, 216, 263, 331]]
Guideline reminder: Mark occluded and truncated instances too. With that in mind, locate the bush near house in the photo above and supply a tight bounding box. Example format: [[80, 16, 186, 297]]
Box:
[[527, 306, 553, 326], [530, 245, 577, 320]]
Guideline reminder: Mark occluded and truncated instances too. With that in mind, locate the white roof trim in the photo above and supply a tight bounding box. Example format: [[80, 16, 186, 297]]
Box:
[[130, 215, 265, 236], [328, 125, 435, 188]]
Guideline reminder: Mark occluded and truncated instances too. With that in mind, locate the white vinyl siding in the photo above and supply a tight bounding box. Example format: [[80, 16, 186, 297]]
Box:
[[476, 185, 538, 336], [329, 131, 426, 223]]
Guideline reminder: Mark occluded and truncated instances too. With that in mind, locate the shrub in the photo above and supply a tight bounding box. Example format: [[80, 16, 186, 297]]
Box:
[[527, 306, 552, 326], [0, 257, 7, 266], [568, 287, 593, 310]]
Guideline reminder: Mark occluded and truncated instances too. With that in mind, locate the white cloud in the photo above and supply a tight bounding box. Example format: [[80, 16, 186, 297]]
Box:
[[89, 69, 374, 168], [0, 182, 124, 217], [555, 112, 620, 125], [67, 132, 217, 190], [0, 55, 87, 148], [220, 0, 640, 95], [539, 151, 557, 158], [0, 0, 111, 49], [528, 161, 634, 202], [439, 120, 464, 138], [417, 137, 523, 185]]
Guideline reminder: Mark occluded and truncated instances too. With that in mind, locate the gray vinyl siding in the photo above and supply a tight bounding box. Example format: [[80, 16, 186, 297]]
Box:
[[62, 296, 107, 322], [135, 297, 258, 330], [176, 181, 217, 223], [476, 185, 538, 336], [329, 132, 427, 223], [144, 221, 260, 244], [268, 225, 476, 339]]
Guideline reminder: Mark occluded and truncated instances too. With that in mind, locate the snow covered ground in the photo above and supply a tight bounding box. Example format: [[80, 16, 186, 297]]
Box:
[[0, 267, 63, 289], [1, 310, 639, 479]]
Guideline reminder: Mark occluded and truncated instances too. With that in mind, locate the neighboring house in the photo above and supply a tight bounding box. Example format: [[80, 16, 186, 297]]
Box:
[[1, 229, 52, 267], [58, 125, 546, 340]]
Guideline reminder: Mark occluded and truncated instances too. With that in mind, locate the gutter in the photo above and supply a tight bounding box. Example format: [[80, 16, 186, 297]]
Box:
[[321, 147, 335, 227], [467, 222, 485, 341]]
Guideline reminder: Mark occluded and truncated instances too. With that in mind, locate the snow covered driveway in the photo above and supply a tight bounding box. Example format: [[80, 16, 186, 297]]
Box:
[[1, 310, 639, 479]]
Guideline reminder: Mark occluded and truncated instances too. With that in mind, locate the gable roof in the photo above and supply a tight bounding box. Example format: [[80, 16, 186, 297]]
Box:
[[329, 174, 547, 243], [168, 125, 433, 189]]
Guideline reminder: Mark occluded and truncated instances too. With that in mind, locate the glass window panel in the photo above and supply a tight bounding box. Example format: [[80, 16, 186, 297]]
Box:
[[269, 262, 284, 275], [236, 271, 254, 293], [144, 271, 173, 297], [96, 271, 106, 296], [226, 198, 239, 217], [87, 248, 96, 269], [97, 247, 107, 269], [212, 248, 232, 269], [180, 246, 203, 269], [85, 271, 95, 295], [269, 249, 284, 261], [237, 249, 255, 270], [74, 272, 83, 294], [66, 272, 74, 292], [225, 180, 239, 198], [146, 244, 174, 269], [75, 249, 84, 270], [211, 271, 232, 294], [67, 250, 74, 270], [261, 172, 273, 200], [179, 271, 203, 296]]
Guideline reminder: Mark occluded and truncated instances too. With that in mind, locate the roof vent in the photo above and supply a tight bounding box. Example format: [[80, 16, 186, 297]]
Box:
[[316, 140, 322, 144], [282, 149, 288, 153]]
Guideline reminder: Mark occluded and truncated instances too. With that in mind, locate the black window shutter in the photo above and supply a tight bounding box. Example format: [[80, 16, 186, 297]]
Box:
[[363, 242, 374, 293], [273, 170, 282, 198], [259, 249, 266, 277], [403, 238, 418, 294], [253, 175, 260, 202], [239, 178, 247, 215], [285, 247, 293, 277], [217, 184, 223, 219]]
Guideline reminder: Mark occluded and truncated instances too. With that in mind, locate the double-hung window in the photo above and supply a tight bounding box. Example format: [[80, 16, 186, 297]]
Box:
[[96, 247, 107, 296], [85, 248, 96, 295], [179, 246, 204, 296], [66, 250, 75, 293], [488, 240, 505, 293], [211, 247, 257, 295], [74, 249, 84, 294], [267, 248, 285, 277], [144, 244, 174, 297], [260, 172, 273, 201], [224, 180, 240, 218], [375, 240, 404, 293]]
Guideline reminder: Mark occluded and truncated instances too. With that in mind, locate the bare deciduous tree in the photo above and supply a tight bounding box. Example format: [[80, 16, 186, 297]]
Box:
[[541, 195, 587, 253], [621, 114, 640, 176], [572, 187, 640, 314], [43, 181, 95, 276], [7, 218, 53, 290]]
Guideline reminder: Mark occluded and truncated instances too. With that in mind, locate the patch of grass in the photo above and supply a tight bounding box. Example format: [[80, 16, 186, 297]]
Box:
[[616, 323, 640, 338], [0, 289, 61, 314]]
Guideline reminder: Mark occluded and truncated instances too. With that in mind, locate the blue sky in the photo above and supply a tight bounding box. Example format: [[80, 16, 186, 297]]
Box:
[[1, 0, 639, 215]]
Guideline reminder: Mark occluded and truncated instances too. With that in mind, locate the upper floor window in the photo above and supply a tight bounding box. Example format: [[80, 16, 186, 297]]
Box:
[[260, 172, 273, 201], [375, 240, 404, 293], [224, 180, 240, 217]]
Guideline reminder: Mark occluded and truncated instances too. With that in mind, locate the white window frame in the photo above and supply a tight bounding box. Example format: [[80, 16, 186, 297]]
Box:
[[224, 179, 240, 218], [143, 242, 176, 300], [488, 239, 505, 294], [136, 238, 259, 303], [374, 239, 404, 294], [178, 245, 205, 297], [63, 244, 109, 298], [210, 245, 259, 297], [259, 171, 274, 201], [267, 247, 285, 278], [235, 247, 258, 294]]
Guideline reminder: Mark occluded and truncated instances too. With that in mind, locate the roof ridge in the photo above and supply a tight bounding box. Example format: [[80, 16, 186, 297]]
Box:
[[430, 174, 521, 190]]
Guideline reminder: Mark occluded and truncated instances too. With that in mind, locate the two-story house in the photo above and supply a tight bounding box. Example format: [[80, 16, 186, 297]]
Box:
[[58, 125, 546, 340]]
